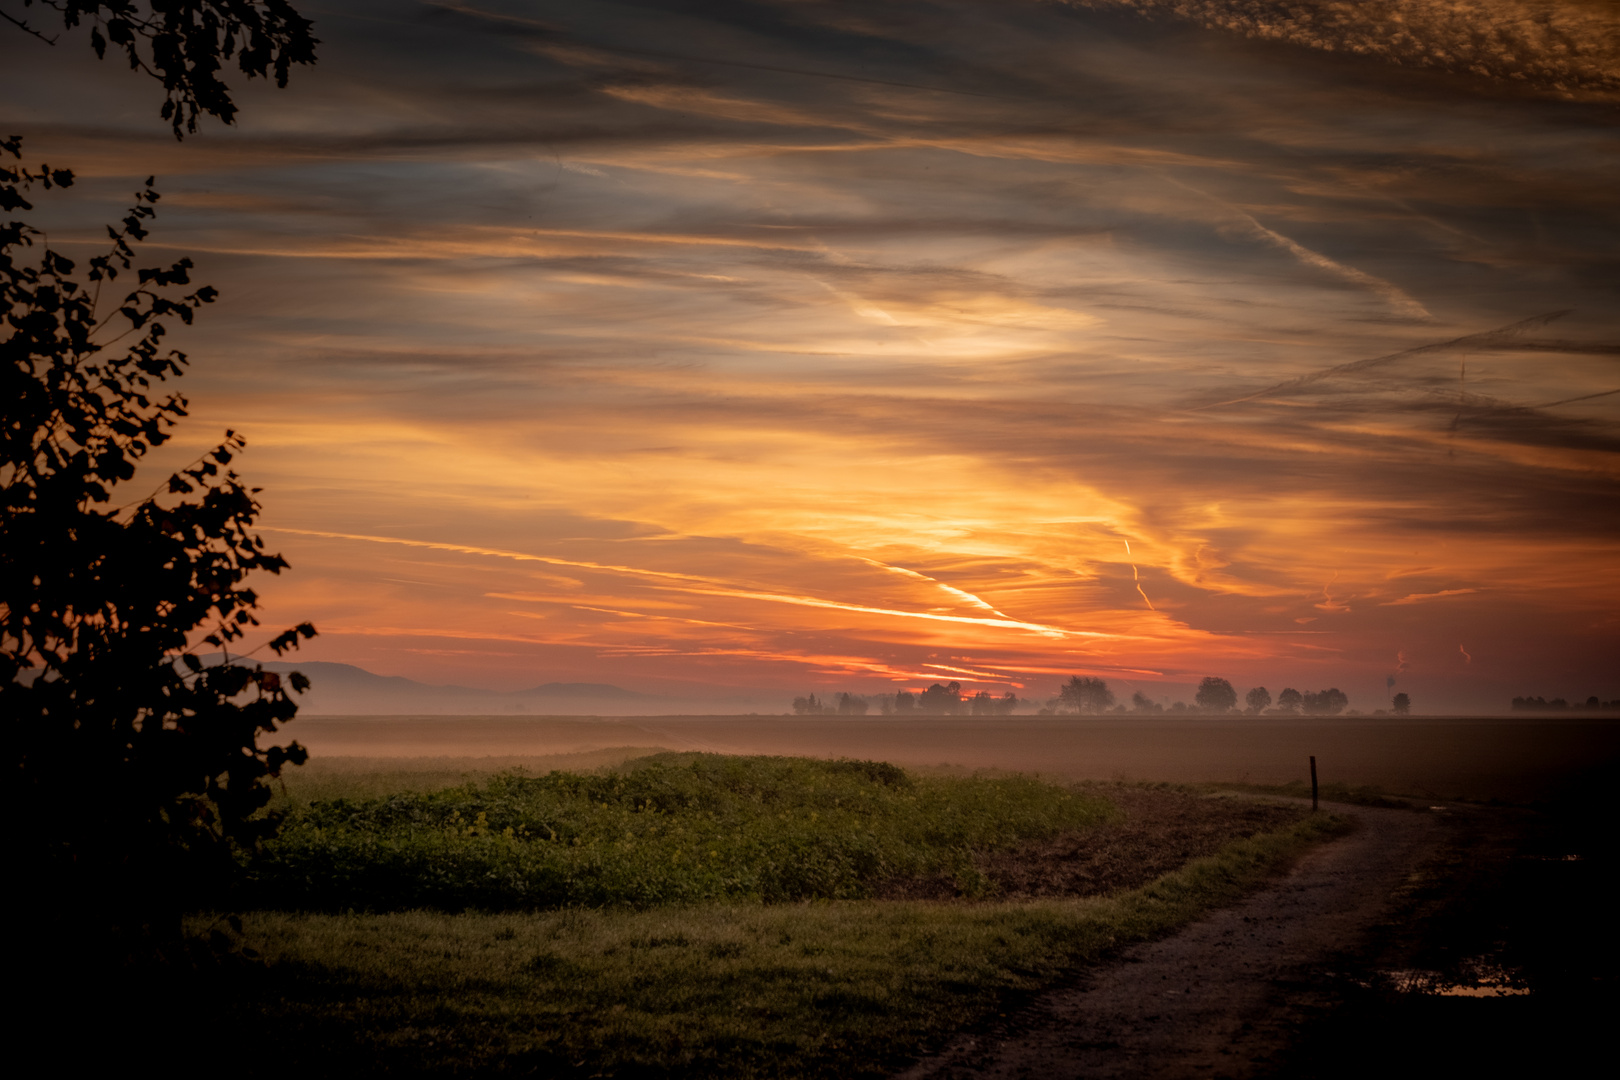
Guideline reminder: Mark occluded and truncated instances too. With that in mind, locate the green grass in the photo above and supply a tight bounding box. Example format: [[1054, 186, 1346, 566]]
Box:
[[266, 748, 675, 807], [219, 812, 1346, 1078], [249, 753, 1116, 910], [1201, 779, 1417, 809]]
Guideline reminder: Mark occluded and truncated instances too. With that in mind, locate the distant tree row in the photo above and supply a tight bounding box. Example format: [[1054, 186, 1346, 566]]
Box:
[[1511, 695, 1620, 713], [1043, 676, 1359, 716], [792, 682, 1020, 716], [794, 675, 1376, 719]]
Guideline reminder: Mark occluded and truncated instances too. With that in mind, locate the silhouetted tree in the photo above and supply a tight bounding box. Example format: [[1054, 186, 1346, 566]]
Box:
[[1194, 676, 1238, 713], [1129, 690, 1163, 714], [969, 690, 1020, 715], [1244, 686, 1272, 715], [836, 692, 868, 716], [892, 689, 916, 714], [4, 141, 316, 949], [918, 680, 963, 714], [1275, 687, 1303, 714], [1057, 675, 1114, 715], [1302, 688, 1350, 716], [6, 1, 319, 137], [791, 693, 825, 714], [1392, 692, 1410, 716]]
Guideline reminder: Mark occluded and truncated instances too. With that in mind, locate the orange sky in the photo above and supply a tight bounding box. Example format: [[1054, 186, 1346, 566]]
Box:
[[7, 0, 1618, 711]]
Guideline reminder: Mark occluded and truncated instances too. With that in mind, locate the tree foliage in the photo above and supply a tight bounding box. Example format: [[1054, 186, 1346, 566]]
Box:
[[7, 0, 318, 137], [1391, 692, 1410, 716], [1056, 675, 1113, 715], [1194, 676, 1237, 713], [2, 137, 314, 932], [1301, 688, 1349, 716], [918, 680, 963, 714], [1244, 685, 1272, 715]]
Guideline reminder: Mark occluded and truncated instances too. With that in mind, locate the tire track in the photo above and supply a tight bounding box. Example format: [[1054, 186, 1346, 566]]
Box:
[[896, 803, 1445, 1079]]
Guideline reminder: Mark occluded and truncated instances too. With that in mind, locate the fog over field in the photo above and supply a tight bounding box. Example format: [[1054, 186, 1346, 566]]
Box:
[[287, 713, 1619, 803]]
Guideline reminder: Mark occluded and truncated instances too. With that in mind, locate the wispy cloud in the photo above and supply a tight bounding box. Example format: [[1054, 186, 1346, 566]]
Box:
[[10, 0, 1613, 709]]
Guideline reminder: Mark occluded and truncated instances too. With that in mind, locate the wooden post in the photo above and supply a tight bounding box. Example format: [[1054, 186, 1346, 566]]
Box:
[[1309, 755, 1319, 812]]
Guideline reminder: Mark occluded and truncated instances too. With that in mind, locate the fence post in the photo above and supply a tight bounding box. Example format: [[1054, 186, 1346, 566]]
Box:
[[1310, 755, 1319, 811]]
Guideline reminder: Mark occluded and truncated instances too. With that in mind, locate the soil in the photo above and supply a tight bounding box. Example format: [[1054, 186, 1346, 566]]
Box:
[[879, 786, 1303, 901], [892, 793, 1618, 1079]]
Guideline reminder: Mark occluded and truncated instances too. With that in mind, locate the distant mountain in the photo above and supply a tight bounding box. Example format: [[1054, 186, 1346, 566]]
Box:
[[216, 658, 774, 715]]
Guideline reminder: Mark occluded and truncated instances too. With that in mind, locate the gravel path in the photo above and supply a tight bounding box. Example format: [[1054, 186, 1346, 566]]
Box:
[[895, 803, 1445, 1079]]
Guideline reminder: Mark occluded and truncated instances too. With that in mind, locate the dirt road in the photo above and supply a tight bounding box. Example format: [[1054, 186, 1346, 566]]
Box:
[[896, 802, 1447, 1079]]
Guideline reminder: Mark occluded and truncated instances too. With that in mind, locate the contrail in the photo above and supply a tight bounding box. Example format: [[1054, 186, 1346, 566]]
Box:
[[1530, 387, 1620, 409], [1123, 539, 1155, 610], [265, 527, 1090, 638], [1191, 310, 1573, 411], [1155, 171, 1429, 320], [1242, 214, 1429, 320]]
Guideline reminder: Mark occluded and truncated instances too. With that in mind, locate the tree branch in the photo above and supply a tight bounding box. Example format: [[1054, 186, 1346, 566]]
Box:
[[0, 7, 58, 43]]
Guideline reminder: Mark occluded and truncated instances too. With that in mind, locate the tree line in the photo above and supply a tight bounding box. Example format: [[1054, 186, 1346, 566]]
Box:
[[793, 682, 1020, 716], [794, 675, 1378, 717], [1510, 695, 1620, 713]]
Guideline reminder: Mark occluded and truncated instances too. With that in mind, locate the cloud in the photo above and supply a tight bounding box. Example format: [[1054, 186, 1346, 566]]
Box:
[[1063, 0, 1620, 99], [1381, 588, 1480, 606], [10, 0, 1616, 708]]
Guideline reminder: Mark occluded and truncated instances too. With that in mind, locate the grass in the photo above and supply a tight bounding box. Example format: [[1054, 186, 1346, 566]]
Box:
[[266, 748, 676, 807], [1201, 778, 1418, 809], [217, 811, 1345, 1078], [194, 754, 1350, 1076], [248, 753, 1116, 910]]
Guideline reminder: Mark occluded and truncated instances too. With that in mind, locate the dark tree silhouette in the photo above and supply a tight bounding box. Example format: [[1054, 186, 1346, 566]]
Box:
[[1129, 690, 1163, 714], [6, 1, 319, 137], [892, 689, 916, 714], [836, 692, 868, 716], [3, 139, 315, 946], [1244, 686, 1272, 715], [969, 690, 1019, 715], [1275, 687, 1303, 714], [1302, 688, 1350, 716], [1056, 675, 1114, 714], [1194, 676, 1238, 713], [1392, 692, 1411, 716], [918, 680, 963, 714]]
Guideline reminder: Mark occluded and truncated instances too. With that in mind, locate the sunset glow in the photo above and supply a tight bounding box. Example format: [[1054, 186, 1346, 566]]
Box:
[[8, 0, 1617, 711]]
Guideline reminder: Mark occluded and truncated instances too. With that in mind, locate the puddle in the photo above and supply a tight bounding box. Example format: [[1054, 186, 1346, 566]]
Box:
[[1384, 959, 1532, 998]]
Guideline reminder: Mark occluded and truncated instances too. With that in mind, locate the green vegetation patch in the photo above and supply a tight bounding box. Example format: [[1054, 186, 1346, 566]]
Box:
[[251, 753, 1114, 910], [1202, 779, 1416, 809], [224, 812, 1347, 1078]]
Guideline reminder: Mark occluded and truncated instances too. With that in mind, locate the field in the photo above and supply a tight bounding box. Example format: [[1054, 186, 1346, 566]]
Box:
[[174, 748, 1340, 1077], [155, 714, 1616, 1076], [284, 713, 1620, 802]]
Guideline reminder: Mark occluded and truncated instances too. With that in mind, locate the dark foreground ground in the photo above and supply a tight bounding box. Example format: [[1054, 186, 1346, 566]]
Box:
[[38, 714, 1619, 1076], [1274, 792, 1618, 1080], [895, 790, 1618, 1079]]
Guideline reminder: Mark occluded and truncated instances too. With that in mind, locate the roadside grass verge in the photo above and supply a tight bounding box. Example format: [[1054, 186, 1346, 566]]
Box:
[[249, 753, 1115, 910], [1201, 779, 1417, 809], [216, 811, 1347, 1078]]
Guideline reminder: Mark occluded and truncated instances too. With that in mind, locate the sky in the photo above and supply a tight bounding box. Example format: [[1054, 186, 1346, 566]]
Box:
[[6, 0, 1619, 712]]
